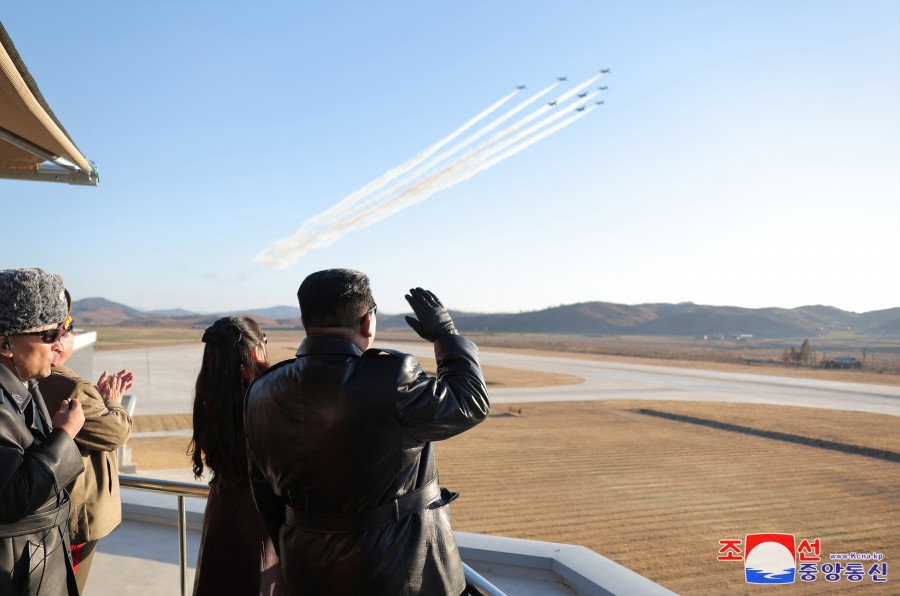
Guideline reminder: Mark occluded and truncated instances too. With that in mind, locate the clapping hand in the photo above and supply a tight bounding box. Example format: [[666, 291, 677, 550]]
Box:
[[95, 369, 135, 403]]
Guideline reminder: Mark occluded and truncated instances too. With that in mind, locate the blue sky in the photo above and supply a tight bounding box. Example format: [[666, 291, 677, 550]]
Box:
[[3, 1, 898, 316]]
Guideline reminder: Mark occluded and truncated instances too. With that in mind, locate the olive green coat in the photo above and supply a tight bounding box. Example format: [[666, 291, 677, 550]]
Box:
[[40, 365, 133, 543]]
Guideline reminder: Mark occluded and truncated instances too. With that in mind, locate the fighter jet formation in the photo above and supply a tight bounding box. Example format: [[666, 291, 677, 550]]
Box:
[[255, 70, 611, 268]]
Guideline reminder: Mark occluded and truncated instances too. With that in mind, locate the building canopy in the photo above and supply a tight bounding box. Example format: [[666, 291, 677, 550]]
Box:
[[0, 21, 98, 186]]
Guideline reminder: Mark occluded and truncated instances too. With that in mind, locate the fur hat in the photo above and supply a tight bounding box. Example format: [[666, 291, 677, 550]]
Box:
[[0, 268, 68, 335]]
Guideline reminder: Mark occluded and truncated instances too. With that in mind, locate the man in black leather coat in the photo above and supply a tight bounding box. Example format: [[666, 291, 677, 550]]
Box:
[[245, 269, 489, 595]]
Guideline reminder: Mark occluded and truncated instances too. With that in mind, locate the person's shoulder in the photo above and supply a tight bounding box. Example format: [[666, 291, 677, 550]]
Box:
[[43, 366, 100, 410], [249, 358, 297, 387], [40, 365, 81, 393], [362, 347, 410, 359], [360, 348, 421, 376], [262, 358, 297, 375], [50, 365, 80, 381]]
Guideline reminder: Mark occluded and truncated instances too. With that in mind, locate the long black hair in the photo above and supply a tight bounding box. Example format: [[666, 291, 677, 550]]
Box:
[[189, 316, 267, 484]]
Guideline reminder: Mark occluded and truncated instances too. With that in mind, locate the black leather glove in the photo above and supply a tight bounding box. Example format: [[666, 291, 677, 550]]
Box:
[[404, 288, 458, 342]]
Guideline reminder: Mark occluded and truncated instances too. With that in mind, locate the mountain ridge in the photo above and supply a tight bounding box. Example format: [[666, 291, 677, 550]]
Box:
[[70, 297, 899, 338]]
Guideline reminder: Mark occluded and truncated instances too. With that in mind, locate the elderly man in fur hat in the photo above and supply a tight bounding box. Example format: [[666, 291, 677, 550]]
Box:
[[0, 268, 85, 595]]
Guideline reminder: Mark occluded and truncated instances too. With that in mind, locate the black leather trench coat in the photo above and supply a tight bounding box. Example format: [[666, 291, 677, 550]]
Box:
[[245, 333, 489, 595], [0, 364, 84, 595]]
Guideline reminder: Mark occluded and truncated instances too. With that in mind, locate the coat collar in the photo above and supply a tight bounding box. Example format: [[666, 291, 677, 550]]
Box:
[[296, 335, 363, 358], [0, 361, 32, 413]]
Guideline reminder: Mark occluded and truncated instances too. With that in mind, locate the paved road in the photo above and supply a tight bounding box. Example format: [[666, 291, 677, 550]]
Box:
[[94, 341, 900, 417]]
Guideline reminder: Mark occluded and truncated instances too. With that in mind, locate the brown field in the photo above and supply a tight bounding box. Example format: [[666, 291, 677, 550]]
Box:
[[437, 332, 900, 387], [115, 325, 899, 593], [131, 400, 899, 594]]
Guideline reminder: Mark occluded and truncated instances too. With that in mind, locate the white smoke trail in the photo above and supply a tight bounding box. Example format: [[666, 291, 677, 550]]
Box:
[[323, 88, 520, 220], [332, 87, 598, 236], [255, 90, 519, 267], [408, 82, 559, 178], [420, 90, 599, 193], [256, 74, 604, 268], [329, 93, 598, 234], [553, 73, 602, 105], [328, 82, 560, 226], [337, 109, 594, 232], [434, 76, 601, 175]]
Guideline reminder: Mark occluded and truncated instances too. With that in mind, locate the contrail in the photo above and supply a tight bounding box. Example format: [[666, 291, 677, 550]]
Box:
[[329, 92, 599, 234], [256, 73, 606, 268], [329, 109, 595, 234], [257, 89, 519, 260], [330, 82, 560, 226], [255, 90, 520, 268], [424, 108, 595, 199], [415, 81, 559, 175], [420, 90, 600, 193], [325, 88, 520, 220]]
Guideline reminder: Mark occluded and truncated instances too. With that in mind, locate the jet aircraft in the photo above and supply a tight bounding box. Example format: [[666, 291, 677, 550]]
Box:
[[576, 106, 586, 112], [516, 85, 526, 89], [577, 92, 588, 98], [599, 68, 611, 74], [548, 100, 558, 106], [598, 86, 608, 90], [595, 100, 605, 105], [557, 76, 568, 81]]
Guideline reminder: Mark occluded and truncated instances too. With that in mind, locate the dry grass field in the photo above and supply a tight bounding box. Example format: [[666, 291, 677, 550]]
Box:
[[448, 402, 898, 595], [130, 401, 899, 594], [455, 333, 900, 387], [112, 326, 899, 593]]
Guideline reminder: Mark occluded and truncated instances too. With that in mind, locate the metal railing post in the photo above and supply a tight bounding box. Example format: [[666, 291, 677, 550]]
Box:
[[178, 495, 188, 596]]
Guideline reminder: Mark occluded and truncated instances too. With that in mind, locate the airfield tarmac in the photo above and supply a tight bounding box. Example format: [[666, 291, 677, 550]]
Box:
[[94, 341, 900, 417]]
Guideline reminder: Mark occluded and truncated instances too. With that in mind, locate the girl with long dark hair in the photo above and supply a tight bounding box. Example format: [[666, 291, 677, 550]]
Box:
[[190, 316, 282, 595]]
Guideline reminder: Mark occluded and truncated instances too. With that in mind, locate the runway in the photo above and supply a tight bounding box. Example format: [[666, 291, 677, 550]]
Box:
[[93, 341, 900, 417]]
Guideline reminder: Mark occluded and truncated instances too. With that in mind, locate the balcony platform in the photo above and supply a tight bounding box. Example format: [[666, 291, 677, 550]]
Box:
[[85, 468, 673, 595]]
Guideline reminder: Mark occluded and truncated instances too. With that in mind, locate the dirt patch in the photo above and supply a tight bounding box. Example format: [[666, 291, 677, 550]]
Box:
[[609, 400, 900, 454], [130, 436, 193, 470], [635, 408, 900, 462], [132, 414, 193, 433]]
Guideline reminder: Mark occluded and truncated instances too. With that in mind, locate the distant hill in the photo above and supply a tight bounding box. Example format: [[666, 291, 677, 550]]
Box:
[[439, 302, 900, 338], [71, 298, 302, 329], [71, 297, 899, 338], [143, 308, 199, 317], [72, 297, 152, 325], [239, 305, 300, 320]]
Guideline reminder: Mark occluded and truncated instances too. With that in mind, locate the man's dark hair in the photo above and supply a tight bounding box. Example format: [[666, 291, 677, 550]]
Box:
[[298, 269, 375, 329]]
